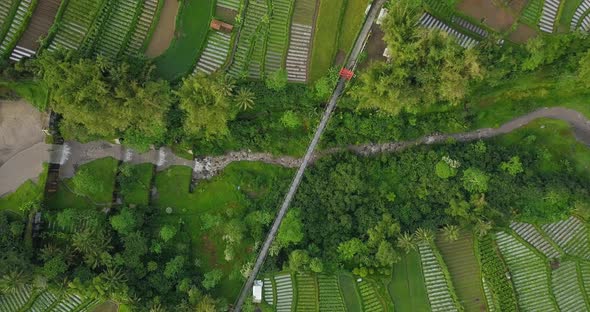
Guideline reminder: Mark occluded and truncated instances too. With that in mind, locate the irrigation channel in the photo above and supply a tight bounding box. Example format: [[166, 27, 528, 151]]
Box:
[[231, 0, 388, 309]]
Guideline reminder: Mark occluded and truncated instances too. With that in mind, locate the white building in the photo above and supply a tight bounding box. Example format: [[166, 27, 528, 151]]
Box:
[[253, 280, 263, 303], [377, 8, 388, 25]]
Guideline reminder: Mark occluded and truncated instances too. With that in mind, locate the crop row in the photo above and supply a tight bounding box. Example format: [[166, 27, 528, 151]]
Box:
[[0, 287, 97, 312], [93, 0, 142, 58], [418, 243, 460, 312], [0, 285, 33, 312], [511, 221, 561, 259], [48, 0, 105, 51], [551, 261, 587, 311], [194, 31, 232, 74], [263, 277, 274, 305], [228, 0, 268, 78], [477, 235, 518, 311], [541, 216, 590, 259], [124, 0, 160, 56], [317, 275, 345, 312], [495, 232, 558, 311], [0, 0, 35, 58], [296, 273, 318, 310], [520, 0, 544, 26], [571, 0, 590, 30], [357, 279, 384, 312], [265, 0, 293, 75], [274, 273, 293, 312]]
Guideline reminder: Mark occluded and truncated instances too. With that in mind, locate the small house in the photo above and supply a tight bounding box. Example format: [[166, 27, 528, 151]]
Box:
[[377, 8, 388, 25], [210, 19, 234, 33], [253, 280, 263, 303]]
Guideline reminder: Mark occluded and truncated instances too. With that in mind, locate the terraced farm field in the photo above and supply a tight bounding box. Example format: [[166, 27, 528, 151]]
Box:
[[358, 279, 385, 312], [295, 273, 319, 311], [194, 31, 231, 74], [551, 260, 588, 311], [477, 235, 519, 312], [520, 0, 545, 25], [0, 0, 36, 59], [418, 242, 461, 312], [511, 221, 561, 259], [0, 286, 99, 312], [285, 0, 316, 82], [11, 0, 61, 61], [495, 231, 558, 311], [93, 0, 142, 58], [338, 273, 362, 312], [389, 250, 430, 312], [436, 232, 487, 312], [317, 275, 346, 311], [275, 273, 294, 312], [265, 0, 293, 75], [228, 0, 269, 78], [541, 216, 590, 260], [48, 0, 107, 52]]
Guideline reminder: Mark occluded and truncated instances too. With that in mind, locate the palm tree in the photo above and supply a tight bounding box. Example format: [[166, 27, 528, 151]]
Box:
[[396, 232, 417, 254], [219, 75, 235, 97], [441, 225, 460, 242], [0, 270, 30, 294], [474, 219, 493, 238], [233, 88, 256, 111], [415, 228, 434, 244]]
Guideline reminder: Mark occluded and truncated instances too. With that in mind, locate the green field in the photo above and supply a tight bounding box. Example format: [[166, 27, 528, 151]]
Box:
[[337, 0, 370, 62], [153, 162, 291, 301], [0, 80, 49, 110], [46, 158, 119, 210], [338, 273, 363, 312], [471, 73, 590, 128], [0, 165, 47, 216], [436, 232, 487, 312], [557, 0, 584, 29], [309, 0, 345, 81], [498, 119, 590, 175], [120, 163, 154, 206], [154, 0, 214, 80], [389, 251, 430, 312]]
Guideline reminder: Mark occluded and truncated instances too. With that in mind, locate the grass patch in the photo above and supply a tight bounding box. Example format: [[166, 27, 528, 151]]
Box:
[[0, 164, 48, 216], [47, 158, 119, 210], [388, 251, 430, 312], [498, 118, 590, 175], [154, 0, 214, 80], [309, 0, 345, 81], [153, 162, 291, 301], [471, 73, 590, 128], [0, 80, 49, 110], [436, 232, 486, 312], [558, 0, 583, 29], [337, 0, 370, 60], [338, 273, 363, 312], [120, 163, 154, 206]]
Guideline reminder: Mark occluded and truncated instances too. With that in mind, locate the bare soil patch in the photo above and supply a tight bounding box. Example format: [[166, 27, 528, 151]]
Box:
[[457, 0, 515, 31], [364, 25, 387, 66], [17, 0, 61, 50], [92, 301, 118, 312], [146, 0, 180, 58], [506, 0, 528, 14], [0, 100, 46, 166], [509, 23, 537, 43], [334, 50, 346, 68], [215, 6, 237, 23]]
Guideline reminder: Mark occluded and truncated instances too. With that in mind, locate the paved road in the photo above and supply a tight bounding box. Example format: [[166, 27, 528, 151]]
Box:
[[231, 0, 388, 310]]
